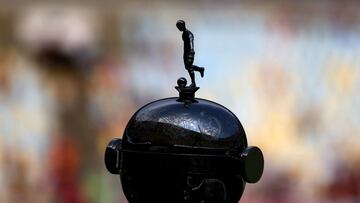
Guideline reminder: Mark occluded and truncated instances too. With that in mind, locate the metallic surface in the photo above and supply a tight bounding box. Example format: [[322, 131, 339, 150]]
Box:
[[123, 97, 248, 151]]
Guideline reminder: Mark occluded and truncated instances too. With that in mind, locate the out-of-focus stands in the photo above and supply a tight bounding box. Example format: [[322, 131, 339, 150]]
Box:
[[0, 1, 360, 203]]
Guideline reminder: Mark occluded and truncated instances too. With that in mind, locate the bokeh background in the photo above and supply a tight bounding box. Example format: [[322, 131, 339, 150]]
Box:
[[0, 1, 359, 203]]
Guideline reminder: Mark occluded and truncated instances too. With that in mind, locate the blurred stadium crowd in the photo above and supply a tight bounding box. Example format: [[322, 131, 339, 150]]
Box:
[[0, 1, 359, 203]]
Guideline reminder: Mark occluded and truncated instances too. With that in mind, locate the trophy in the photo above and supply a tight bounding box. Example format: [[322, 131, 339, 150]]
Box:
[[105, 20, 264, 203]]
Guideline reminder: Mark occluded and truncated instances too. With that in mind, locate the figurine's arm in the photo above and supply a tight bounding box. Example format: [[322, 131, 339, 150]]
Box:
[[187, 31, 195, 65], [189, 31, 195, 54]]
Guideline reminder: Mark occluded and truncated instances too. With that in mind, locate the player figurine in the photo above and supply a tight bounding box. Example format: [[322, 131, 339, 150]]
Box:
[[176, 20, 205, 87]]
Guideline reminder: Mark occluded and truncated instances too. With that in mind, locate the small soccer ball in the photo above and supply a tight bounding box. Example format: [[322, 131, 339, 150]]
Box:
[[177, 77, 187, 87]]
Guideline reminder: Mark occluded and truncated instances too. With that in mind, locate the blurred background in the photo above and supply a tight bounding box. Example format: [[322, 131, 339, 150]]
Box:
[[0, 1, 359, 203]]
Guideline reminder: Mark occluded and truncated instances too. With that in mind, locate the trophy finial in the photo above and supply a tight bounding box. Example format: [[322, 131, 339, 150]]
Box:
[[175, 20, 205, 102], [176, 20, 205, 88]]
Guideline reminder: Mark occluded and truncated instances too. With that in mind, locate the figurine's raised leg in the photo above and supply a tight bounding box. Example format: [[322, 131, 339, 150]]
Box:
[[192, 65, 205, 78]]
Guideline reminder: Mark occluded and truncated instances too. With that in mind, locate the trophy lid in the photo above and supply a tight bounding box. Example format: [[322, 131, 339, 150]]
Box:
[[123, 97, 248, 151]]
